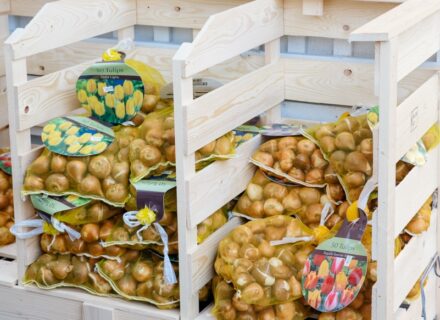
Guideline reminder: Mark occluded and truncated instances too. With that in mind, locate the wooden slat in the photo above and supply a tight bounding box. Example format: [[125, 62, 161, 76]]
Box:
[[285, 0, 396, 39], [136, 0, 249, 29], [0, 260, 17, 287], [10, 0, 53, 16], [17, 61, 91, 130], [393, 212, 437, 312], [395, 12, 440, 81], [396, 74, 439, 161], [284, 55, 436, 107], [188, 135, 261, 228], [7, 0, 136, 60], [0, 243, 17, 260], [191, 217, 242, 292], [350, 0, 440, 41], [83, 303, 114, 320], [185, 61, 283, 154], [285, 56, 375, 106], [394, 150, 438, 238], [181, 0, 283, 77], [302, 0, 323, 16]]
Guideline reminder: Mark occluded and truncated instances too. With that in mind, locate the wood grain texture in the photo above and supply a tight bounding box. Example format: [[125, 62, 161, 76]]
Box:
[[285, 0, 396, 39], [302, 0, 323, 16], [185, 61, 283, 154], [17, 61, 90, 130], [350, 0, 440, 41], [395, 150, 438, 239], [8, 0, 136, 59], [376, 40, 398, 320], [173, 43, 200, 319], [395, 12, 440, 81], [191, 217, 242, 292], [395, 74, 438, 161], [10, 0, 53, 16], [182, 0, 283, 77], [137, 0, 249, 28], [188, 135, 261, 228]]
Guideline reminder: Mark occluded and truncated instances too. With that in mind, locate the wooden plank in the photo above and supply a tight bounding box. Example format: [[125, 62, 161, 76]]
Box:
[[0, 16, 8, 76], [393, 213, 437, 312], [284, 55, 435, 107], [17, 61, 91, 130], [182, 0, 283, 77], [0, 0, 9, 14], [394, 291, 422, 320], [376, 39, 398, 320], [10, 0, 53, 16], [395, 13, 440, 81], [285, 0, 396, 39], [185, 61, 283, 154], [302, 0, 323, 16], [0, 260, 17, 287], [83, 303, 114, 320], [4, 35, 33, 281], [173, 43, 199, 319], [137, 0, 249, 29], [8, 0, 136, 60], [395, 74, 439, 161], [395, 151, 438, 239], [0, 286, 83, 320], [0, 243, 17, 260], [188, 135, 261, 228], [350, 0, 440, 41], [191, 217, 242, 293], [285, 56, 376, 106]]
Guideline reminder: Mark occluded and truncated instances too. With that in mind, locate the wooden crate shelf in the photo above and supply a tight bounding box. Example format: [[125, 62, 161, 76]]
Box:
[[2, 0, 440, 319]]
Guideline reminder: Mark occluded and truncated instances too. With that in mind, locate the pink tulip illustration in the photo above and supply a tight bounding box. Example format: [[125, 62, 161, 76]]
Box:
[[324, 290, 339, 311], [331, 257, 345, 275]]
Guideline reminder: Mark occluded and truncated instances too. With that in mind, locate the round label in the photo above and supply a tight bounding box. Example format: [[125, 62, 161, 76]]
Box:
[[301, 238, 368, 312], [42, 116, 115, 156], [76, 61, 144, 124]]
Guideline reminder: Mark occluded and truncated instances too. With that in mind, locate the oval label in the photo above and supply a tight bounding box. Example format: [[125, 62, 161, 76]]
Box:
[[42, 116, 115, 156], [76, 61, 144, 124]]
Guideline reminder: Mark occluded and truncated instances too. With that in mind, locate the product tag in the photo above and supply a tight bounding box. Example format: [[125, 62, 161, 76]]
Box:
[[0, 151, 12, 175], [260, 124, 302, 137], [41, 116, 115, 156], [30, 194, 92, 216], [160, 78, 223, 100], [134, 171, 176, 222], [76, 60, 144, 124], [302, 210, 368, 312]]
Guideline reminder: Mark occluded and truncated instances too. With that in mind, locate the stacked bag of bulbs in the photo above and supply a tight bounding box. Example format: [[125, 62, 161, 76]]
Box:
[[12, 45, 238, 309], [0, 151, 15, 248], [212, 111, 439, 319]]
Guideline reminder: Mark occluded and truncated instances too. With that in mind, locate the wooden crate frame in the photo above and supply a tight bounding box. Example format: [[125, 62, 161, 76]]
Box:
[[3, 0, 440, 319]]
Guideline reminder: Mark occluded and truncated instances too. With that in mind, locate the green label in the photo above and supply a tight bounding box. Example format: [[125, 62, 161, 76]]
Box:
[[31, 194, 91, 215], [42, 116, 115, 157], [318, 237, 367, 257], [77, 62, 144, 124]]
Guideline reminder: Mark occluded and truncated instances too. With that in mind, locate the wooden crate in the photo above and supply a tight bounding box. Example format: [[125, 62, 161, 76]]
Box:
[[2, 0, 440, 319]]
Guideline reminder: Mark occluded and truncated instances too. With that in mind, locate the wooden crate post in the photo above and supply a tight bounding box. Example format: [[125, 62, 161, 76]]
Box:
[[173, 43, 199, 320]]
